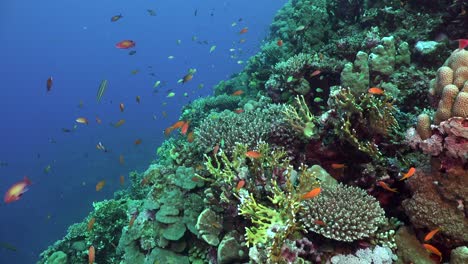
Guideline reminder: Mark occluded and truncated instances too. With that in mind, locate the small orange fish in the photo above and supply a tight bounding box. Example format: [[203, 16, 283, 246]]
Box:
[[277, 39, 283, 47], [236, 180, 245, 191], [119, 154, 125, 165], [95, 116, 102, 124], [234, 108, 244, 114], [314, 219, 327, 226], [213, 144, 220, 155], [245, 151, 262, 159], [136, 96, 141, 103], [377, 181, 398, 193], [129, 214, 137, 228], [423, 243, 442, 262], [88, 245, 95, 264], [164, 127, 174, 136], [310, 70, 321, 77], [331, 163, 346, 169], [239, 27, 248, 34], [119, 175, 125, 186], [95, 180, 105, 191], [115, 40, 135, 49], [424, 228, 440, 242], [171, 120, 186, 129], [119, 103, 125, 112], [368, 87, 384, 95], [46, 76, 53, 92], [134, 138, 142, 145], [232, 90, 244, 96], [187, 132, 195, 143], [301, 187, 321, 200], [114, 119, 125, 128], [87, 217, 95, 231], [181, 121, 190, 135], [3, 176, 32, 203], [191, 176, 199, 182], [76, 117, 89, 125], [399, 167, 416, 181]]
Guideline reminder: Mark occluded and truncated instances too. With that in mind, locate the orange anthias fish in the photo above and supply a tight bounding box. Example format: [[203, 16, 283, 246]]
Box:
[[277, 39, 283, 47], [301, 187, 321, 200], [399, 167, 416, 181], [245, 151, 262, 159], [235, 180, 246, 191], [134, 138, 142, 145], [314, 219, 327, 226], [310, 70, 321, 77], [239, 27, 248, 34], [187, 132, 195, 143], [96, 180, 105, 191], [164, 127, 175, 136], [46, 76, 53, 92], [423, 243, 442, 262], [119, 154, 125, 165], [120, 175, 125, 186], [171, 120, 186, 129], [115, 40, 135, 49], [331, 163, 346, 169], [88, 245, 95, 264], [368, 87, 384, 95], [181, 121, 190, 135], [119, 103, 125, 112], [76, 117, 89, 125], [377, 181, 398, 193], [234, 108, 244, 114], [232, 90, 244, 96], [87, 217, 96, 231], [424, 228, 440, 242], [4, 176, 32, 203]]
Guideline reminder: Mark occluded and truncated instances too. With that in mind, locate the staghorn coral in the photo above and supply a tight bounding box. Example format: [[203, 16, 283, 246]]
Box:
[[283, 95, 319, 139], [300, 183, 387, 242]]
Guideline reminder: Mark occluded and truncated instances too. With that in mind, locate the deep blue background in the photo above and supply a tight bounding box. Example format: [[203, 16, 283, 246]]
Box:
[[0, 0, 286, 262]]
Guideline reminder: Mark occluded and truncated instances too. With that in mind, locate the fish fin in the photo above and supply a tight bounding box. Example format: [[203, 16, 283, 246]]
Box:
[[23, 176, 32, 185]]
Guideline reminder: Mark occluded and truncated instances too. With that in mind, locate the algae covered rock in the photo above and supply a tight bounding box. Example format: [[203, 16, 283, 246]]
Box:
[[217, 233, 248, 264], [369, 36, 396, 75], [340, 51, 369, 94], [172, 166, 203, 190], [156, 204, 180, 224], [162, 221, 187, 241], [394, 226, 433, 264], [450, 246, 468, 264]]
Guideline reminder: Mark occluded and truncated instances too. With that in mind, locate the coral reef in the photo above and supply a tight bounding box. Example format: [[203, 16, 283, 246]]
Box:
[[38, 1, 468, 263]]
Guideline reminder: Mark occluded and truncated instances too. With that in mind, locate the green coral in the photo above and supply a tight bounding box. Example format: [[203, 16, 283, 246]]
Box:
[[283, 95, 319, 139]]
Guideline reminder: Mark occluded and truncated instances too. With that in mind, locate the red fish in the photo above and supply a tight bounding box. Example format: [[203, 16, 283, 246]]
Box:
[[234, 108, 244, 114], [134, 138, 142, 145], [245, 151, 262, 159], [424, 228, 440, 242], [4, 176, 32, 203], [235, 180, 245, 191], [181, 121, 190, 135], [95, 180, 105, 191], [399, 167, 416, 181], [88, 245, 95, 264], [119, 175, 125, 186], [277, 39, 283, 47], [232, 90, 244, 96], [87, 217, 96, 231], [187, 132, 195, 143], [310, 70, 321, 77], [423, 243, 442, 262], [115, 40, 136, 49], [301, 187, 321, 200], [458, 39, 468, 50], [46, 76, 53, 92], [331, 163, 346, 169], [239, 27, 248, 34], [377, 181, 398, 193], [213, 144, 220, 155], [368, 87, 384, 95]]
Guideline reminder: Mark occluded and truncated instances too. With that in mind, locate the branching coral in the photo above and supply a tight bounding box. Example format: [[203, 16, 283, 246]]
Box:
[[283, 95, 319, 139]]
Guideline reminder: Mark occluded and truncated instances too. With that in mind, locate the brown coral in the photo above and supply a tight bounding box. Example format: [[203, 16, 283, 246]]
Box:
[[448, 49, 468, 72], [452, 92, 468, 118], [416, 113, 432, 140], [434, 84, 459, 124], [435, 66, 454, 97]]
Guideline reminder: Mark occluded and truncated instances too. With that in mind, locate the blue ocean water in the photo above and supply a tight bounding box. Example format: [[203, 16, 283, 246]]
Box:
[[0, 0, 287, 262]]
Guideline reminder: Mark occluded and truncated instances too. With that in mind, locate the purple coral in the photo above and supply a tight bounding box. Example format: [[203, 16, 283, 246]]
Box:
[[296, 237, 322, 263]]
